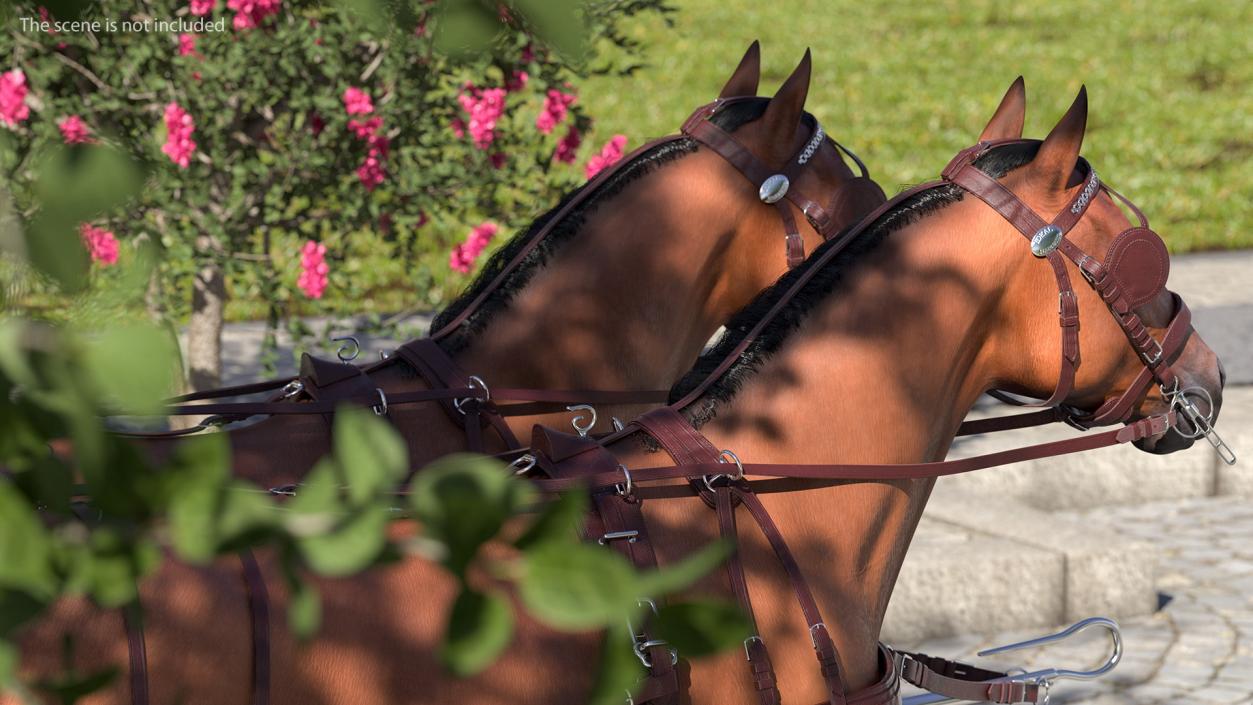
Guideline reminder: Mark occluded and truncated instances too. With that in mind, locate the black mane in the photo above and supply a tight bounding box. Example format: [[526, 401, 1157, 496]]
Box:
[[670, 141, 1043, 427], [429, 99, 775, 354]]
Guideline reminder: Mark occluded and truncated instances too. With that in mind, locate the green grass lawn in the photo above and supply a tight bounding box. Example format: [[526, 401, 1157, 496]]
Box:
[[580, 0, 1252, 252]]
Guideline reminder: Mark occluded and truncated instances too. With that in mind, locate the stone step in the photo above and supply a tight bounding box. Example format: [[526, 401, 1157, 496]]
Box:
[[882, 496, 1159, 643]]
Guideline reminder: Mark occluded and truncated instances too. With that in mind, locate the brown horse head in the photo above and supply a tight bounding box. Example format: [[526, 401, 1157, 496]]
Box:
[[974, 85, 1224, 453]]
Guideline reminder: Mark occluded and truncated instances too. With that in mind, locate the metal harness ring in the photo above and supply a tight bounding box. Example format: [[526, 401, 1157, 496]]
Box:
[[702, 449, 744, 492], [453, 375, 491, 415]]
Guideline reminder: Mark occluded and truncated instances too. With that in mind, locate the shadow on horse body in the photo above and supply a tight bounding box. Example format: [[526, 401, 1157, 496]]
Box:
[[128, 44, 886, 491], [12, 82, 1226, 705]]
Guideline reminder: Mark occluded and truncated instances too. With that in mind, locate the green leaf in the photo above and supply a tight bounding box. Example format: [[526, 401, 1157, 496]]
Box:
[[32, 664, 119, 704], [0, 588, 47, 638], [81, 323, 179, 415], [440, 589, 514, 676], [332, 406, 409, 504], [514, 489, 587, 551], [287, 578, 321, 641], [0, 639, 14, 690], [166, 435, 230, 563], [410, 454, 533, 577], [518, 542, 640, 631], [652, 600, 751, 659], [433, 0, 500, 58], [587, 625, 645, 705], [0, 481, 56, 597], [514, 0, 587, 60], [636, 540, 732, 599], [297, 504, 389, 577]]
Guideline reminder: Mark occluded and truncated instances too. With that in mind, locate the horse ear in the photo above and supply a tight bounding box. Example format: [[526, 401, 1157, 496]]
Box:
[[1033, 86, 1088, 192], [718, 41, 761, 98], [759, 48, 811, 141], [978, 76, 1026, 142]]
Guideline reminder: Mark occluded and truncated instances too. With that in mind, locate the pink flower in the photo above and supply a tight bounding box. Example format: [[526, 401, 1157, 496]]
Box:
[[178, 33, 197, 56], [521, 44, 535, 63], [308, 111, 325, 136], [584, 134, 627, 179], [535, 89, 576, 135], [227, 0, 280, 29], [449, 222, 499, 274], [79, 223, 119, 266], [297, 240, 329, 299], [450, 117, 466, 138], [342, 86, 373, 116], [190, 0, 216, 15], [456, 85, 507, 150], [356, 137, 388, 190], [57, 115, 93, 144], [161, 102, 197, 169], [348, 116, 382, 139], [553, 125, 581, 164], [0, 69, 30, 128], [505, 70, 529, 93]]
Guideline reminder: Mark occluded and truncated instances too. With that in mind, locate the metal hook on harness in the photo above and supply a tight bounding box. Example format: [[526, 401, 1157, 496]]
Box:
[[372, 388, 388, 416], [567, 404, 597, 437], [332, 336, 361, 362]]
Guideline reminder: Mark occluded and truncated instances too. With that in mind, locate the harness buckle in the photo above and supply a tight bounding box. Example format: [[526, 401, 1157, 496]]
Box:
[[281, 380, 304, 399], [508, 454, 537, 476], [598, 530, 639, 545], [743, 635, 764, 661], [632, 639, 678, 669], [1140, 338, 1164, 366], [372, 388, 388, 416]]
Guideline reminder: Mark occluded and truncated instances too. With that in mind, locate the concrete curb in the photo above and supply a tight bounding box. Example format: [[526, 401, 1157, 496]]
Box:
[[883, 496, 1159, 643]]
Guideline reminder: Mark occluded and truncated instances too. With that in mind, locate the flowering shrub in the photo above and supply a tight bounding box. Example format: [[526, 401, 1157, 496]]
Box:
[[297, 239, 329, 298], [0, 0, 670, 386]]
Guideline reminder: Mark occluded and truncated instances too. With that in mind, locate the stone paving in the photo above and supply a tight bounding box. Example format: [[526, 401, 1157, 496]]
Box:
[[899, 496, 1253, 704]]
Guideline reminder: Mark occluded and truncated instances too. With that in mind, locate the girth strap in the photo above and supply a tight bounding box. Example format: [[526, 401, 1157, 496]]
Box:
[[900, 652, 1042, 704]]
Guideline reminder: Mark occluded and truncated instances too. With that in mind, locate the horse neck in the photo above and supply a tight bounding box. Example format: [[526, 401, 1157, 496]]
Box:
[[455, 152, 782, 401], [636, 202, 1015, 694]]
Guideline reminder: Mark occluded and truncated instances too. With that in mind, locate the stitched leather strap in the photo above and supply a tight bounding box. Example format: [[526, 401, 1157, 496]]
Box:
[[901, 652, 1041, 704], [122, 601, 149, 705]]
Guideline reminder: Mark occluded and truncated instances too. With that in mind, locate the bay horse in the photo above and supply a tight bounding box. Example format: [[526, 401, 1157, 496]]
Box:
[[11, 82, 1226, 705], [124, 43, 887, 492]]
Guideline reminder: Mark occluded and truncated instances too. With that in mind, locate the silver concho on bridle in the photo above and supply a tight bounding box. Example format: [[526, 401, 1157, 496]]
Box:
[[759, 174, 789, 204], [1031, 224, 1064, 257]]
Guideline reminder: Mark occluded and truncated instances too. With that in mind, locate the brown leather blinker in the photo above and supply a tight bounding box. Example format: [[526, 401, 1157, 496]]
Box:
[[1101, 227, 1170, 309]]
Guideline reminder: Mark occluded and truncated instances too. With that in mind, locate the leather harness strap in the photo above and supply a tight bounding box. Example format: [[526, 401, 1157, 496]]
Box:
[[121, 601, 150, 705]]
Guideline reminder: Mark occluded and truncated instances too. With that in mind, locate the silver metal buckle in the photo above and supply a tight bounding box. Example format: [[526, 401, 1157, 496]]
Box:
[[632, 639, 678, 669], [614, 465, 633, 497], [743, 635, 763, 661], [372, 388, 388, 416], [1140, 338, 1164, 366], [598, 530, 639, 545], [509, 454, 537, 476], [453, 375, 491, 414], [281, 380, 304, 399]]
